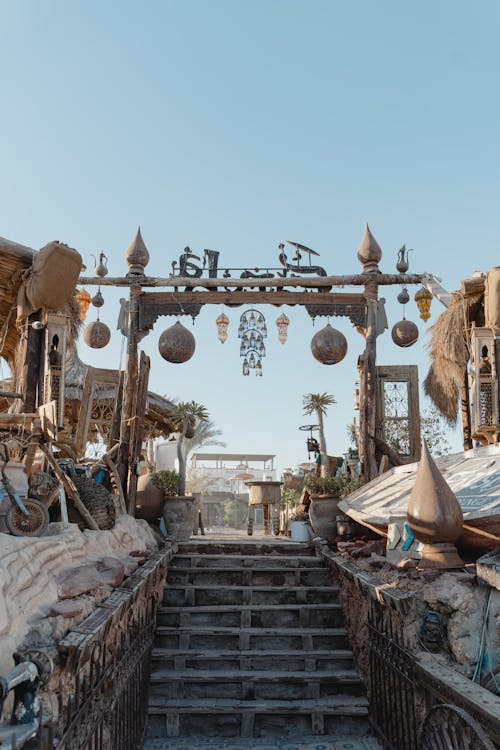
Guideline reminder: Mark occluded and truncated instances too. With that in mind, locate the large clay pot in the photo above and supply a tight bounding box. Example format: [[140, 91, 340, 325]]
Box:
[[163, 496, 196, 541], [136, 474, 165, 521], [309, 495, 340, 542]]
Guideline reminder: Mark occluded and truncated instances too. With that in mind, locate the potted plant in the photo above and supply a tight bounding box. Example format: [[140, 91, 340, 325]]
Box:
[[152, 470, 196, 542], [304, 474, 342, 542], [289, 508, 311, 542], [346, 420, 359, 460]]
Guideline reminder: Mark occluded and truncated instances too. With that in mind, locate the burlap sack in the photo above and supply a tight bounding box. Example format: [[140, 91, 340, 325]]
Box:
[[17, 241, 82, 320], [485, 267, 500, 330]]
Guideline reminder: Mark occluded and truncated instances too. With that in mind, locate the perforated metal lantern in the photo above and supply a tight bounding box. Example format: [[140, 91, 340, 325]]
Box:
[[83, 320, 111, 349], [216, 312, 229, 343], [391, 319, 419, 348], [415, 287, 433, 321], [276, 313, 290, 344], [75, 288, 92, 322], [310, 324, 347, 365], [158, 321, 196, 363]]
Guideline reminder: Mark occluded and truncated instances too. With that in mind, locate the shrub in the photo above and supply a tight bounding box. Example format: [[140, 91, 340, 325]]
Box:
[[150, 470, 180, 496], [304, 474, 342, 496]]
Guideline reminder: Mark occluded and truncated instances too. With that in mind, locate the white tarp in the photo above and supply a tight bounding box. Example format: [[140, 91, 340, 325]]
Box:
[[339, 445, 500, 526]]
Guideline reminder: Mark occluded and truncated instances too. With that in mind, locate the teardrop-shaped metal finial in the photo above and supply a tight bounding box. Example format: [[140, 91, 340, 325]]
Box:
[[125, 226, 150, 276], [92, 288, 104, 308], [357, 223, 382, 273], [397, 287, 410, 305], [407, 440, 464, 569]]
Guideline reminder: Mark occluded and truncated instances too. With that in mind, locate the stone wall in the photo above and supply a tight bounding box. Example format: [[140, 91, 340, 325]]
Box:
[[0, 516, 159, 679]]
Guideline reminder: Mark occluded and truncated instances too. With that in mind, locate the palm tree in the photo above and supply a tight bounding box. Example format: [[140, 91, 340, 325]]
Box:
[[185, 418, 226, 456], [169, 401, 209, 495], [302, 392, 336, 477]]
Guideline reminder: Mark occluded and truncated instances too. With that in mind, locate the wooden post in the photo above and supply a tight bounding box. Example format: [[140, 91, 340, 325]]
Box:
[[127, 351, 150, 515], [118, 285, 141, 501], [461, 367, 473, 451], [363, 281, 379, 480], [21, 312, 44, 413], [357, 225, 382, 482]]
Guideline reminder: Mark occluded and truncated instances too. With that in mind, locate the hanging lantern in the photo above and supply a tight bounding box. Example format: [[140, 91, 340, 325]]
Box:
[[238, 322, 245, 337], [242, 358, 249, 376], [83, 319, 111, 349], [249, 352, 256, 369], [256, 359, 263, 376], [415, 287, 433, 321], [216, 312, 229, 343], [158, 321, 195, 363], [76, 288, 92, 322], [311, 324, 347, 365], [276, 313, 290, 344], [391, 319, 419, 348]]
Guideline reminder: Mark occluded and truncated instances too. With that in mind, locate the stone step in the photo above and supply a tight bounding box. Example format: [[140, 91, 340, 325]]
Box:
[[149, 668, 364, 700], [146, 696, 370, 739], [171, 554, 323, 569], [151, 647, 356, 672], [144, 737, 383, 750], [167, 566, 331, 587], [157, 603, 344, 629], [175, 541, 316, 557], [163, 584, 339, 607], [154, 625, 350, 651]]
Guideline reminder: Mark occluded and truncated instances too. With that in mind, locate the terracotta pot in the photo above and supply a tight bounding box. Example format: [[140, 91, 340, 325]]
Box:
[[163, 495, 196, 541], [135, 474, 164, 521], [309, 494, 340, 542]]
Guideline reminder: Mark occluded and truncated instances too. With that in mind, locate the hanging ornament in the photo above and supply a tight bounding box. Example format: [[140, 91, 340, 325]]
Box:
[[310, 324, 347, 365], [242, 358, 249, 376], [92, 288, 105, 308], [415, 287, 433, 321], [276, 313, 290, 344], [158, 321, 196, 363], [238, 309, 267, 376], [216, 312, 229, 343], [92, 251, 109, 277], [75, 288, 92, 322], [397, 287, 410, 305], [83, 319, 111, 349], [256, 359, 263, 376], [391, 319, 419, 348], [249, 352, 256, 369]]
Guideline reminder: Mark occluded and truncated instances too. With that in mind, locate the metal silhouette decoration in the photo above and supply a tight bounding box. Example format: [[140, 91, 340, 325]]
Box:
[[239, 309, 266, 376]]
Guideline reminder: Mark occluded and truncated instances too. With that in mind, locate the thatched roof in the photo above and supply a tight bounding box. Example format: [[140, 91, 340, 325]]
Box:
[[0, 237, 35, 370], [424, 291, 479, 422]]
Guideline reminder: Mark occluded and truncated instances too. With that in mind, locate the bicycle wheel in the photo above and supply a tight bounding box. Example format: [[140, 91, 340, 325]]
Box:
[[5, 498, 50, 536]]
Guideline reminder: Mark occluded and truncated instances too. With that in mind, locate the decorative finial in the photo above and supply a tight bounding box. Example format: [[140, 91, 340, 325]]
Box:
[[357, 223, 382, 273], [407, 440, 464, 569], [125, 226, 150, 276]]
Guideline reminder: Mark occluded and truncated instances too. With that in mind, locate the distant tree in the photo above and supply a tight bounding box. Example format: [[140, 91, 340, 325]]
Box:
[[186, 468, 219, 495], [185, 418, 226, 455], [169, 401, 209, 495], [302, 392, 337, 477], [385, 405, 452, 458]]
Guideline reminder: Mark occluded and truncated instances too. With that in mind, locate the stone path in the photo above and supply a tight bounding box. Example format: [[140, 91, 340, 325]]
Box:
[[144, 539, 381, 749]]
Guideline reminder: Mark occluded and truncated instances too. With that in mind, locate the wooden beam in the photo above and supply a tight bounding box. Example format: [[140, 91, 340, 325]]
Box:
[[78, 273, 424, 289], [139, 290, 366, 307]]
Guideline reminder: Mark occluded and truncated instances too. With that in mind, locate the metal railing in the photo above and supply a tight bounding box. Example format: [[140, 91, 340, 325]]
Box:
[[2, 547, 173, 750], [319, 547, 500, 750]]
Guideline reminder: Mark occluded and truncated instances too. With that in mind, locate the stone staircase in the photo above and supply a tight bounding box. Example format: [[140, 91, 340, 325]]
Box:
[[144, 540, 380, 749]]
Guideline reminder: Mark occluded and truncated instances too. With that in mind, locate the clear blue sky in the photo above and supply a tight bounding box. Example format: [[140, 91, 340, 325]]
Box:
[[1, 1, 499, 472]]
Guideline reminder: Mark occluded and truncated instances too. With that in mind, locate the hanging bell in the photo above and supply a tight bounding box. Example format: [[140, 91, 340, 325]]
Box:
[[93, 251, 109, 278], [92, 288, 105, 308]]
